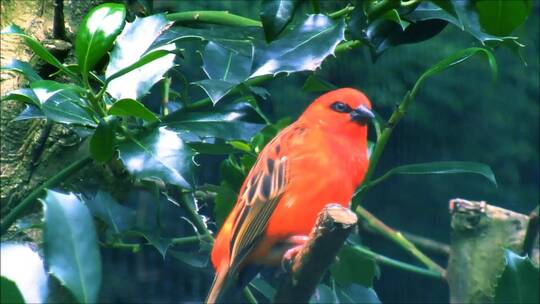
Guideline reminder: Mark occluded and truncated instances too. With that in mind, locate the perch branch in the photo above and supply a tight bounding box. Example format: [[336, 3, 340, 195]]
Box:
[[273, 204, 357, 303]]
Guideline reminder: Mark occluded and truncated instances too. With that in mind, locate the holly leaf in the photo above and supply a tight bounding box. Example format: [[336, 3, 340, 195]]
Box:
[[260, 0, 301, 41], [41, 190, 102, 304], [494, 249, 539, 303], [76, 3, 126, 78], [0, 58, 42, 82]]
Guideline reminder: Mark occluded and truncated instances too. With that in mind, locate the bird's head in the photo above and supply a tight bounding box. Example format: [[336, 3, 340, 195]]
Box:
[[299, 88, 374, 135]]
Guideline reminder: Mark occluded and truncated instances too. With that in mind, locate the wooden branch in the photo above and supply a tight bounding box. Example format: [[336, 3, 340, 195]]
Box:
[[273, 204, 357, 303], [447, 198, 530, 303]]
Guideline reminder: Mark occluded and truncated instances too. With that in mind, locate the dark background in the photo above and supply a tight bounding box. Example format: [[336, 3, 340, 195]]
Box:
[[98, 1, 539, 303]]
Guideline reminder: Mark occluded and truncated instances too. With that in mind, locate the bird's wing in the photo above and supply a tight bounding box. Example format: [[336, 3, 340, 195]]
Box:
[[227, 124, 304, 271]]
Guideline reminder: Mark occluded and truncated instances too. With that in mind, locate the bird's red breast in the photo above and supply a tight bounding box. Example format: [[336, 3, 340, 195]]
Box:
[[207, 88, 373, 303]]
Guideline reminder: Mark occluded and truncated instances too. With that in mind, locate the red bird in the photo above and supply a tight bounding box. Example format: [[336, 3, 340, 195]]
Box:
[[207, 88, 374, 303]]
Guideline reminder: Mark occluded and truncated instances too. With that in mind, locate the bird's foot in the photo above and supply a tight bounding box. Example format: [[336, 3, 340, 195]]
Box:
[[281, 235, 309, 273]]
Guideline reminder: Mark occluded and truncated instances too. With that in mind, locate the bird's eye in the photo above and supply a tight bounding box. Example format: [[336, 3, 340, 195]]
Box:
[[331, 101, 351, 113]]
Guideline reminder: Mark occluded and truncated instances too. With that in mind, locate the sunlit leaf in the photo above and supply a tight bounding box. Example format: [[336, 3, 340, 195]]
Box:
[[90, 116, 117, 163], [0, 59, 42, 82], [29, 80, 85, 104], [41, 190, 102, 304], [117, 126, 195, 189], [84, 191, 136, 235], [251, 14, 346, 77], [76, 3, 126, 78], [108, 98, 160, 122], [260, 0, 301, 41], [331, 245, 377, 288], [42, 90, 97, 127], [1, 25, 76, 79], [1, 243, 48, 304], [1, 88, 40, 107], [106, 13, 175, 100], [12, 105, 45, 122], [494, 249, 539, 303], [475, 0, 531, 36]]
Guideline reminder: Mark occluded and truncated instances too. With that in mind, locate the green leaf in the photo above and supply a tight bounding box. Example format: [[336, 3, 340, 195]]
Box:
[[1, 88, 40, 107], [260, 0, 301, 41], [135, 231, 172, 258], [382, 9, 410, 30], [213, 184, 238, 227], [42, 90, 97, 127], [251, 14, 346, 77], [412, 47, 497, 97], [163, 102, 265, 142], [475, 0, 531, 36], [105, 14, 175, 100], [494, 249, 539, 303], [90, 116, 117, 163], [76, 3, 126, 80], [168, 250, 209, 268], [250, 276, 276, 300], [368, 161, 497, 191], [30, 80, 85, 104], [107, 98, 160, 122], [1, 276, 25, 304], [83, 191, 136, 235], [0, 59, 42, 82], [331, 245, 377, 288], [194, 40, 253, 104], [1, 25, 76, 79], [302, 75, 338, 93], [117, 127, 195, 189], [12, 105, 45, 122], [41, 190, 102, 304]]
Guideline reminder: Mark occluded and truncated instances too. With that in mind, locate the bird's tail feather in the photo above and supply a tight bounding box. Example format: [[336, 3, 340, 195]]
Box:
[[206, 262, 232, 304]]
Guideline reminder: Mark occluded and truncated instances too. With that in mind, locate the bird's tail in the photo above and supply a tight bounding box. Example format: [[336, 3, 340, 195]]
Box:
[[206, 262, 233, 304]]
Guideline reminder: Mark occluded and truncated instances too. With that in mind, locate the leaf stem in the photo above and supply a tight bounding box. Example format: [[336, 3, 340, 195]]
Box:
[[1, 156, 93, 235], [354, 205, 446, 277], [101, 235, 203, 252], [351, 245, 445, 280], [243, 286, 258, 304]]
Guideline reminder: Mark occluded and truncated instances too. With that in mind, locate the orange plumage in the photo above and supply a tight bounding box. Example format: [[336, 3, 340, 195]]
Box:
[[207, 88, 374, 303]]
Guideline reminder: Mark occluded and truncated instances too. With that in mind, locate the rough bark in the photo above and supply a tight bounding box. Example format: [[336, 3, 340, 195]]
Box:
[[0, 0, 104, 221], [273, 204, 358, 303], [447, 198, 530, 303]]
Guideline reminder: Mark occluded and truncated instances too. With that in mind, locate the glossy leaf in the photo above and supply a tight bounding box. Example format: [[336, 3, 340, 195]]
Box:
[[310, 284, 337, 303], [135, 231, 172, 258], [1, 276, 25, 304], [194, 40, 254, 103], [117, 126, 195, 189], [42, 90, 97, 127], [370, 161, 497, 190], [212, 184, 238, 227], [331, 245, 377, 288], [12, 105, 45, 122], [1, 88, 40, 107], [494, 250, 539, 303], [1, 243, 48, 304], [30, 80, 85, 104], [260, 0, 301, 41], [163, 102, 265, 142], [1, 25, 76, 79], [106, 14, 175, 100], [41, 190, 102, 304], [84, 191, 136, 235], [107, 98, 160, 122], [251, 14, 346, 77], [0, 59, 42, 82], [475, 0, 531, 36], [76, 3, 126, 78], [412, 47, 497, 95], [90, 116, 117, 163]]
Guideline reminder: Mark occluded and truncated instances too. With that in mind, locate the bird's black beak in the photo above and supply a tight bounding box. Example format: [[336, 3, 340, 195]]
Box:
[[350, 105, 375, 124]]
